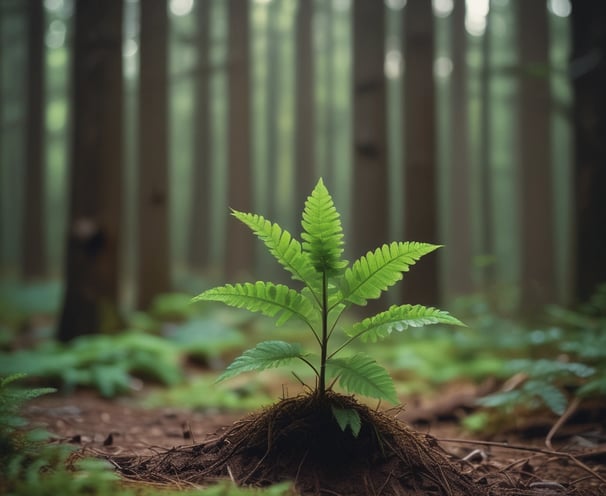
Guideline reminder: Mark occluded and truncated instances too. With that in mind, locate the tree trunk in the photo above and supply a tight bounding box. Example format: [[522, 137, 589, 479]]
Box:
[[265, 1, 280, 221], [517, 0, 555, 313], [444, 0, 472, 300], [57, 0, 124, 341], [22, 0, 46, 280], [352, 0, 389, 257], [225, 0, 254, 280], [570, 0, 606, 303], [188, 0, 212, 273], [323, 1, 336, 187], [402, 0, 439, 305], [136, 0, 170, 310], [294, 0, 315, 211], [479, 3, 494, 289]]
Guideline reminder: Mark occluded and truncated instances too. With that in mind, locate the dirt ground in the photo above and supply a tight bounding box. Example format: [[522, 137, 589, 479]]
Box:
[[23, 384, 606, 495]]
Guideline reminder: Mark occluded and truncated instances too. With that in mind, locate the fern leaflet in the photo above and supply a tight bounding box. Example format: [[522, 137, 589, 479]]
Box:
[[232, 210, 320, 291], [193, 282, 314, 326], [331, 406, 362, 436], [301, 179, 347, 275], [346, 304, 466, 343], [339, 242, 440, 306], [326, 354, 398, 403], [217, 341, 305, 382]]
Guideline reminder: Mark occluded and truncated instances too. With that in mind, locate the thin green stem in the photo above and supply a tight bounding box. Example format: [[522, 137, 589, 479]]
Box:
[[318, 270, 328, 396], [326, 307, 344, 341], [297, 356, 319, 378], [327, 328, 367, 360]]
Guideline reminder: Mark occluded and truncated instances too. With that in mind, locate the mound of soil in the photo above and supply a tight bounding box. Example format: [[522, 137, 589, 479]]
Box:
[[114, 392, 489, 495]]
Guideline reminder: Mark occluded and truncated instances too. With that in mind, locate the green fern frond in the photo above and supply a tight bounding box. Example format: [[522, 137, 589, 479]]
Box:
[[331, 406, 362, 437], [339, 242, 440, 306], [525, 380, 568, 415], [345, 304, 466, 343], [326, 354, 398, 403], [301, 179, 348, 275], [0, 373, 56, 405], [217, 341, 305, 381], [231, 210, 320, 290], [193, 282, 315, 326]]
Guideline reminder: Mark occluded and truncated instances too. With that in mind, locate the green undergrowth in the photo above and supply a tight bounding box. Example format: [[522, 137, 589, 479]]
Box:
[[0, 290, 247, 398], [143, 373, 276, 411], [460, 285, 606, 432], [1, 373, 294, 496]]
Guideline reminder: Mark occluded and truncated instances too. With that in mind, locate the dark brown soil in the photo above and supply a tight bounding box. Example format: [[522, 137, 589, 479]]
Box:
[[24, 388, 606, 496]]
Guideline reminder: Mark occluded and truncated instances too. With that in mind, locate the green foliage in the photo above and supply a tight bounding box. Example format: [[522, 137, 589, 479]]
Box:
[[476, 359, 594, 415], [199, 283, 315, 326], [346, 304, 464, 343], [0, 374, 56, 463], [340, 242, 438, 306], [469, 287, 606, 423], [218, 341, 305, 381], [331, 406, 362, 437], [149, 292, 198, 320], [194, 179, 464, 435], [145, 374, 275, 411], [326, 354, 398, 404], [0, 374, 293, 496], [0, 332, 183, 397]]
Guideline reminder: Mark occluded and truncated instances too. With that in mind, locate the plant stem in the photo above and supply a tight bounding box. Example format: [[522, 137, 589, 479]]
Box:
[[318, 270, 328, 396]]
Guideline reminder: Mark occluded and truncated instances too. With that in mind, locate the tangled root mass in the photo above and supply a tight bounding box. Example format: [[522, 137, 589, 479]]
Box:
[[115, 392, 493, 495]]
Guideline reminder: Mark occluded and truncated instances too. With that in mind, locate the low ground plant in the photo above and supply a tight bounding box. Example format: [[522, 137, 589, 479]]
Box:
[[193, 178, 464, 434]]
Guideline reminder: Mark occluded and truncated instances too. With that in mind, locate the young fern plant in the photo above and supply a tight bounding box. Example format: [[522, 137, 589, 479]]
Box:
[[193, 179, 464, 434]]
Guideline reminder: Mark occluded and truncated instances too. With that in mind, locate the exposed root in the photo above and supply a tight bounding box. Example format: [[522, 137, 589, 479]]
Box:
[[112, 392, 489, 495]]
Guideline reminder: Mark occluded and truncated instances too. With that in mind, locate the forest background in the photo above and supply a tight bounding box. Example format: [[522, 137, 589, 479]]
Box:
[[1, 0, 605, 340]]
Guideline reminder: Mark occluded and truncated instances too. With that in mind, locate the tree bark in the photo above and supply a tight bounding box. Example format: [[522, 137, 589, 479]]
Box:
[[136, 0, 170, 309], [22, 0, 46, 280], [265, 1, 280, 220], [188, 0, 212, 272], [57, 0, 124, 341], [517, 0, 555, 313], [570, 0, 606, 303], [479, 3, 494, 288], [352, 0, 389, 257], [444, 0, 473, 300], [294, 0, 315, 211], [225, 0, 254, 280], [402, 0, 439, 305]]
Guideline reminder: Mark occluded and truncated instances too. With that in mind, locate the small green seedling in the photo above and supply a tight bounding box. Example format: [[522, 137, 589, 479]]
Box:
[[193, 179, 464, 435]]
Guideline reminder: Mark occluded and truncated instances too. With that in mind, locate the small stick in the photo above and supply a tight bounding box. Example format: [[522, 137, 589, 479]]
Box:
[[545, 395, 581, 450], [439, 437, 606, 485]]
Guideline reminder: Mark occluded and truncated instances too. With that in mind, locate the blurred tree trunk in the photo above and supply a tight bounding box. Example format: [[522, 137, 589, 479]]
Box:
[[444, 0, 472, 300], [516, 0, 555, 313], [402, 0, 439, 305], [136, 0, 169, 310], [570, 0, 606, 302], [294, 0, 315, 210], [225, 0, 253, 280], [479, 4, 494, 288], [321, 0, 336, 186], [22, 0, 46, 280], [352, 0, 388, 258], [57, 0, 124, 341], [188, 0, 212, 272], [266, 1, 279, 220]]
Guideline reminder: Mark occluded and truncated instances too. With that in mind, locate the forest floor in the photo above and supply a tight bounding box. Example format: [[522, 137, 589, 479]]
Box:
[[23, 380, 606, 496]]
